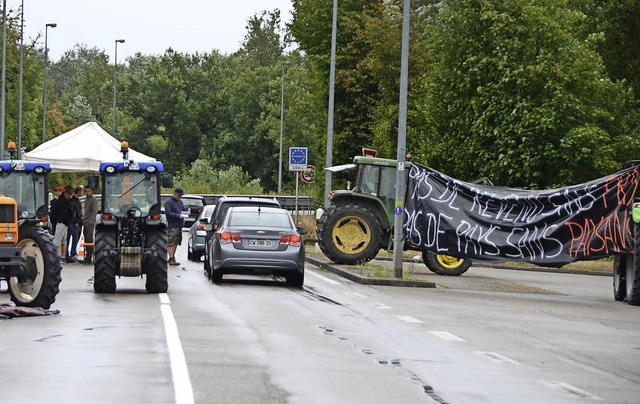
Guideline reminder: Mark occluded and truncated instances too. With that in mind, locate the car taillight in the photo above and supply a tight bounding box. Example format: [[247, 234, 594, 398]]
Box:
[[149, 214, 161, 220], [220, 232, 241, 244], [280, 234, 301, 247], [101, 213, 113, 220]]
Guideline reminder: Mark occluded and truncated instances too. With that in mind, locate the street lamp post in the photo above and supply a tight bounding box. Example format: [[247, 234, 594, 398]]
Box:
[[113, 39, 125, 136], [41, 22, 57, 143], [17, 0, 25, 158], [278, 61, 288, 195], [392, 0, 411, 278], [324, 0, 338, 208], [1, 0, 8, 157]]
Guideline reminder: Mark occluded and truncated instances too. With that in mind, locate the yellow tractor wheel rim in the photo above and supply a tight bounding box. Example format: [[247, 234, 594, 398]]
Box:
[[437, 254, 464, 269], [332, 215, 371, 254]]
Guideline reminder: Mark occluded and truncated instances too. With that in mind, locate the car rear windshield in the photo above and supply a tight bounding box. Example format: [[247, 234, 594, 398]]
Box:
[[183, 198, 204, 207], [228, 211, 291, 228]]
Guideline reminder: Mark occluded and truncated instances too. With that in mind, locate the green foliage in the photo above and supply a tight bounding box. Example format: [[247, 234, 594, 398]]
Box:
[[417, 0, 640, 188], [66, 95, 94, 127], [175, 159, 263, 195], [1, 0, 638, 198]]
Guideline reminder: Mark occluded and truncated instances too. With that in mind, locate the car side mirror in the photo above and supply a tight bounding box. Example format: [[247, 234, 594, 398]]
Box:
[[297, 226, 308, 236]]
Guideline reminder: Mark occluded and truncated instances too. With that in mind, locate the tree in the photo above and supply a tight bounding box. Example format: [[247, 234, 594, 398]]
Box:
[[417, 0, 639, 188]]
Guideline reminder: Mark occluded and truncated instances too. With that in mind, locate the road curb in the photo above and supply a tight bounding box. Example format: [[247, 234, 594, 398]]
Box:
[[305, 257, 436, 288]]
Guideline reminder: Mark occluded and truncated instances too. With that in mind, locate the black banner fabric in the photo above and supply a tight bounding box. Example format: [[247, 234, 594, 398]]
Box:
[[404, 163, 640, 266]]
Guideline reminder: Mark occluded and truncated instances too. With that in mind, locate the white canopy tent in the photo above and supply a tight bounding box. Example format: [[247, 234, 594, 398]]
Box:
[[23, 122, 155, 172]]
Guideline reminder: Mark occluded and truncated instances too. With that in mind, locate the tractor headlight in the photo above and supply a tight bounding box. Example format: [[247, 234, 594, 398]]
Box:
[[146, 165, 157, 173], [5, 233, 14, 241], [35, 166, 45, 173], [106, 166, 116, 173]]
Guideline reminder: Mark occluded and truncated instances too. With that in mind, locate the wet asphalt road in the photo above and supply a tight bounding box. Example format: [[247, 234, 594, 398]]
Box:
[[2, 230, 640, 404]]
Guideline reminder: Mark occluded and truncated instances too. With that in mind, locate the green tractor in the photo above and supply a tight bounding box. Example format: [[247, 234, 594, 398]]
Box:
[[317, 155, 472, 276]]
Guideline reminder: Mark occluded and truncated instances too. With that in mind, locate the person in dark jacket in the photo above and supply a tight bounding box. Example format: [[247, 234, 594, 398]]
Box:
[[164, 187, 186, 266], [65, 186, 84, 263], [82, 184, 99, 264], [49, 185, 64, 235], [53, 185, 73, 261]]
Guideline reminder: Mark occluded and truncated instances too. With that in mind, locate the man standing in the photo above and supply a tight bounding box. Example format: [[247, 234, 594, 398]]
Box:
[[66, 186, 84, 263], [49, 185, 64, 235], [53, 185, 73, 262], [82, 184, 98, 264], [164, 187, 186, 266]]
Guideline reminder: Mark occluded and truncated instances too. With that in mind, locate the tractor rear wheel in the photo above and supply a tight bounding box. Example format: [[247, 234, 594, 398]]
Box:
[[317, 204, 382, 264], [145, 227, 168, 293], [8, 226, 62, 309], [423, 250, 471, 276], [94, 228, 117, 293]]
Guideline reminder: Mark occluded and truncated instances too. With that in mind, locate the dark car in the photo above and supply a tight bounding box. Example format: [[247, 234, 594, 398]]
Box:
[[164, 194, 206, 228], [207, 206, 306, 287], [203, 196, 281, 277], [187, 204, 216, 262]]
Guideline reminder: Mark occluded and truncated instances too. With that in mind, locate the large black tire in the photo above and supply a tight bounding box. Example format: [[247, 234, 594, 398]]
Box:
[[613, 255, 626, 302], [204, 252, 211, 278], [625, 224, 640, 305], [211, 264, 223, 283], [94, 228, 117, 293], [144, 227, 168, 293], [317, 204, 383, 264], [187, 236, 194, 261], [7, 226, 62, 309], [423, 250, 471, 276], [285, 271, 304, 288]]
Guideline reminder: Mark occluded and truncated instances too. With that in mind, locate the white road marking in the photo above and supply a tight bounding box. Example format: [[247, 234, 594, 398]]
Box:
[[429, 331, 467, 341], [159, 293, 171, 305], [474, 351, 520, 364], [540, 380, 603, 400], [372, 303, 392, 309], [395, 315, 424, 323], [159, 294, 194, 404], [306, 269, 341, 285]]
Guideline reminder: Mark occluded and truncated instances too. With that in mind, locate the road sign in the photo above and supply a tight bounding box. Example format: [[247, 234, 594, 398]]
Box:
[[301, 165, 316, 183], [362, 148, 377, 157], [289, 147, 308, 171]]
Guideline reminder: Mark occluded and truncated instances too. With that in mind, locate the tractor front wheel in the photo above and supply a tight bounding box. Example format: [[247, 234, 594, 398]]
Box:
[[8, 226, 62, 309], [422, 250, 471, 276], [317, 204, 383, 265]]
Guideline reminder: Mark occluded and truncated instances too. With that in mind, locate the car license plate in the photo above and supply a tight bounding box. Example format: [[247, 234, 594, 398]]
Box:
[[249, 239, 273, 247]]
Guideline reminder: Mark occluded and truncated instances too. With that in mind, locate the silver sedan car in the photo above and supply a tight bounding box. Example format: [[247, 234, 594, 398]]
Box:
[[187, 204, 216, 262], [208, 206, 306, 287]]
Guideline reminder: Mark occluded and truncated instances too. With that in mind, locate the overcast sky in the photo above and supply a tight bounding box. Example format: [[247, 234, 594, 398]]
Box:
[[11, 0, 294, 62]]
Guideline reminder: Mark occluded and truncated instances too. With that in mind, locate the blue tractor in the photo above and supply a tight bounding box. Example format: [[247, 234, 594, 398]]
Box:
[[0, 142, 62, 308], [92, 142, 172, 293]]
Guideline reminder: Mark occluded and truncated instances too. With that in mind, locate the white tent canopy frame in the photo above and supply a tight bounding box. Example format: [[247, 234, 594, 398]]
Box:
[[23, 122, 155, 172]]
